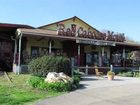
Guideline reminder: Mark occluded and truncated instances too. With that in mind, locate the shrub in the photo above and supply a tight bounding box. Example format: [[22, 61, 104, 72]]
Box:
[[118, 71, 133, 77], [28, 76, 44, 88], [73, 70, 84, 79], [28, 75, 81, 92], [28, 76, 72, 92], [72, 75, 81, 89], [28, 55, 71, 77], [38, 81, 48, 90], [135, 72, 140, 77], [46, 82, 72, 92]]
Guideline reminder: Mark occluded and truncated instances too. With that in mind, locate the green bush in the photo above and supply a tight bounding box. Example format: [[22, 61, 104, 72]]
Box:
[[72, 70, 82, 89], [72, 75, 81, 89], [118, 72, 133, 77], [28, 76, 72, 92], [28, 75, 81, 92], [28, 55, 71, 77], [28, 76, 44, 88], [38, 81, 48, 90], [73, 70, 82, 75], [73, 70, 83, 79], [135, 72, 140, 77], [46, 82, 72, 92]]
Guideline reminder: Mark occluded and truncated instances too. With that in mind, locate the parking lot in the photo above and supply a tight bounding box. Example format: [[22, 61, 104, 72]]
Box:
[[37, 76, 140, 105]]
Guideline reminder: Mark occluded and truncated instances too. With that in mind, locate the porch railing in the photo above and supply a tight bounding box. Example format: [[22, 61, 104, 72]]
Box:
[[22, 54, 44, 64]]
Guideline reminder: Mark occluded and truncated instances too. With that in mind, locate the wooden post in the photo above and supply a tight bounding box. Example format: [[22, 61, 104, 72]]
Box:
[[13, 39, 17, 64], [78, 44, 80, 67], [123, 47, 126, 67], [49, 40, 52, 54], [13, 39, 18, 73], [18, 34, 22, 74], [102, 47, 105, 57], [101, 47, 105, 66], [86, 65, 88, 75], [110, 64, 113, 71]]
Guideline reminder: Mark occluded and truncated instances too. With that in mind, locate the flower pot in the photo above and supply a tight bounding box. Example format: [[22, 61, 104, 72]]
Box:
[[107, 75, 114, 80]]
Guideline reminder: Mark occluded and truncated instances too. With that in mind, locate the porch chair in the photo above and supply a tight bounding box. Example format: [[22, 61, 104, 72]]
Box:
[[95, 66, 103, 78]]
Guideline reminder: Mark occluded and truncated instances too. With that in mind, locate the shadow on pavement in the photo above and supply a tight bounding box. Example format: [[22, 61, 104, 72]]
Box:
[[78, 84, 89, 90], [113, 79, 124, 81], [81, 77, 98, 81]]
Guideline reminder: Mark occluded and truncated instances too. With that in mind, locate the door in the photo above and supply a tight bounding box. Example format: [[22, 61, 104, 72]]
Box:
[[91, 52, 99, 66]]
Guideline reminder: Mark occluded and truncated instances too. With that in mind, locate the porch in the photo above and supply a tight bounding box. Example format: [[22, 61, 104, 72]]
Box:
[[13, 28, 140, 74]]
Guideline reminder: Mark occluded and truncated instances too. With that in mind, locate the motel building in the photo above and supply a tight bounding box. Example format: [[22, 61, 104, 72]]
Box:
[[0, 16, 140, 74]]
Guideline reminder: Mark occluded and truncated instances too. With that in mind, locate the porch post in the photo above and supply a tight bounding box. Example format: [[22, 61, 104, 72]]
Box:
[[17, 34, 22, 74], [102, 47, 105, 57], [49, 40, 52, 54], [78, 44, 80, 67], [13, 38, 17, 73], [13, 39, 17, 64], [101, 47, 105, 66], [123, 47, 126, 67], [110, 64, 113, 71]]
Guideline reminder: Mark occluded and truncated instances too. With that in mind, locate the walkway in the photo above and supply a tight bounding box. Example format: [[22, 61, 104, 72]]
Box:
[[36, 76, 140, 105]]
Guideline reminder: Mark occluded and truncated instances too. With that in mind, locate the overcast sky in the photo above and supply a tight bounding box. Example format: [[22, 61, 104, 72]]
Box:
[[0, 0, 140, 42]]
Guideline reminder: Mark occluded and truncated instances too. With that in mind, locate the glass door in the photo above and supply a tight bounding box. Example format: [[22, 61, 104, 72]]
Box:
[[91, 52, 99, 66], [86, 52, 99, 66]]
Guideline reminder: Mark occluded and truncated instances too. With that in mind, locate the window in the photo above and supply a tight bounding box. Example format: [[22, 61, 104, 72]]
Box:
[[31, 47, 39, 56]]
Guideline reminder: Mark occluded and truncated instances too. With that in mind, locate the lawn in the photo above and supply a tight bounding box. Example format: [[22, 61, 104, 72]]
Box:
[[0, 72, 63, 105]]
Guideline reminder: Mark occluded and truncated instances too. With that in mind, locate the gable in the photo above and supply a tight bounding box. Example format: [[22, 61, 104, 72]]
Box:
[[38, 16, 125, 42], [39, 16, 99, 33]]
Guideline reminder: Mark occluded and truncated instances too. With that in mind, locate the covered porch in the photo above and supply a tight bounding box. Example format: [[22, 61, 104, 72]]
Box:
[[13, 28, 140, 74]]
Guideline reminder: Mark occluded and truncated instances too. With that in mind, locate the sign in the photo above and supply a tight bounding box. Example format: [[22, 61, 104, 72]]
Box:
[[76, 39, 116, 46], [57, 24, 125, 42]]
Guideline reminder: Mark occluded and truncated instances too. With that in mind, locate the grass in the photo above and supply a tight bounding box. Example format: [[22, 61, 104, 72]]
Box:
[[0, 72, 63, 105]]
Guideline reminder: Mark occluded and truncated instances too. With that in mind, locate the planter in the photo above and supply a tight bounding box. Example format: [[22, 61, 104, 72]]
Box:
[[107, 75, 114, 80], [107, 71, 115, 80]]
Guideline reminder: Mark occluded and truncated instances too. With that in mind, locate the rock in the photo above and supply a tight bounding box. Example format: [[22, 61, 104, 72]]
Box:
[[45, 72, 58, 83], [58, 72, 73, 83], [46, 72, 58, 79], [45, 72, 72, 83]]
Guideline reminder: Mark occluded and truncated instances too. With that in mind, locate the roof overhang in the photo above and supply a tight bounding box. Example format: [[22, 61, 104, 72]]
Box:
[[0, 23, 33, 28], [16, 28, 140, 49], [0, 23, 34, 34]]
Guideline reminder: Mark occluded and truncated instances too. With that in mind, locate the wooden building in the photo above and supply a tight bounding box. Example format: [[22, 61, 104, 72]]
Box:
[[0, 23, 33, 71], [1, 16, 139, 74]]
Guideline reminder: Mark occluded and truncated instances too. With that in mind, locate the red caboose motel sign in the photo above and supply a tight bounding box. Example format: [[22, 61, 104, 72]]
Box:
[[57, 24, 125, 43]]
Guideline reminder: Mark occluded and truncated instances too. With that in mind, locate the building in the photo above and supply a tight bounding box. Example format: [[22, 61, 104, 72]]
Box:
[[0, 23, 33, 71], [1, 16, 140, 74]]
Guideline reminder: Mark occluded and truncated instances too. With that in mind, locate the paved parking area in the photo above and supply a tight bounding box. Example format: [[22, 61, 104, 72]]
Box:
[[36, 76, 140, 105]]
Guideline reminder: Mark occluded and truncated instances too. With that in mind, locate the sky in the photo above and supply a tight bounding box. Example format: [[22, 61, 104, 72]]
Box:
[[0, 0, 140, 42]]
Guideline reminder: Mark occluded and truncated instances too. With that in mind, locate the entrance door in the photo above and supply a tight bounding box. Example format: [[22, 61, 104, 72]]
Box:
[[91, 52, 99, 66], [86, 53, 92, 66], [86, 52, 99, 66]]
